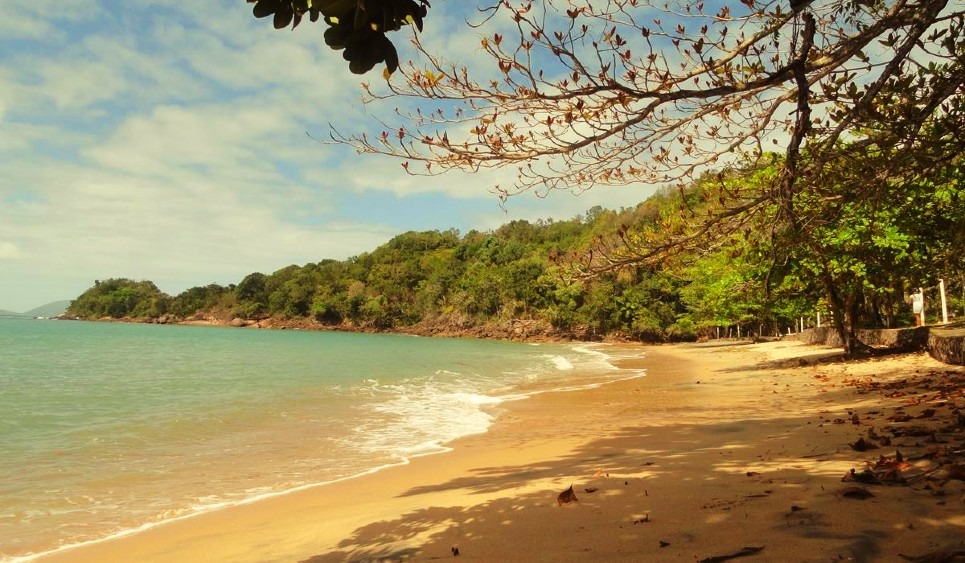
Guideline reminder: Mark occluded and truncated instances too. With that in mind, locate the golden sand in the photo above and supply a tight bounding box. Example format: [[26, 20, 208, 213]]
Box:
[[39, 340, 964, 562]]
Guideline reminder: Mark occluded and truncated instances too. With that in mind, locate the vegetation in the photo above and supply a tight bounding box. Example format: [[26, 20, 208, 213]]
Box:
[[67, 159, 965, 343], [88, 1, 965, 350], [319, 0, 964, 354], [69, 279, 171, 320], [247, 0, 431, 75]]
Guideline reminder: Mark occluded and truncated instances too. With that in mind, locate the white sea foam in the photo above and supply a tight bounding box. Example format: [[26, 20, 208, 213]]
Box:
[[547, 354, 574, 370], [351, 382, 503, 460], [0, 324, 649, 563]]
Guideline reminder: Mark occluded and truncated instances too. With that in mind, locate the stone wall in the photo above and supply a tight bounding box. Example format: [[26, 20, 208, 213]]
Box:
[[793, 325, 963, 365], [927, 327, 965, 365]]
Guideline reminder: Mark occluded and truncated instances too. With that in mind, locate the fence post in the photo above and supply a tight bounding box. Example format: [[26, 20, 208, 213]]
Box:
[[939, 278, 949, 324], [920, 287, 926, 326], [817, 312, 822, 328]]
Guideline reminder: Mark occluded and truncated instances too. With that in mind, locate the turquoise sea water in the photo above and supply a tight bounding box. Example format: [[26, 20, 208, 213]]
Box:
[[0, 318, 644, 561]]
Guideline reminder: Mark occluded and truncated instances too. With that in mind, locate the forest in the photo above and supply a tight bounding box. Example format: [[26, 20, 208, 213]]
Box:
[[67, 159, 965, 344]]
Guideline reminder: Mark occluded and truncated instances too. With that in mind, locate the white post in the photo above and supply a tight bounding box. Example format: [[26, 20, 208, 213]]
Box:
[[920, 287, 926, 326], [737, 324, 741, 339], [817, 312, 822, 328], [939, 278, 949, 324], [716, 326, 720, 340]]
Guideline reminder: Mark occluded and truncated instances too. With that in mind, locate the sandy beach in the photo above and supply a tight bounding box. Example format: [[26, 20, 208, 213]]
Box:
[[37, 340, 964, 562]]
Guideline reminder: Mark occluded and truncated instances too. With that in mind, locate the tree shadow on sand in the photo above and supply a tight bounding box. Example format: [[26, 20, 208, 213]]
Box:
[[302, 360, 964, 563]]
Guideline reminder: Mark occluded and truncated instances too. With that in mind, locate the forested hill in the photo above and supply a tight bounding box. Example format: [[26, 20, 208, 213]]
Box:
[[67, 202, 693, 341], [66, 161, 964, 343]]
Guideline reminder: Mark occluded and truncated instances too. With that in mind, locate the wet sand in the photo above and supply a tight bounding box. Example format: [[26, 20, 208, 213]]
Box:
[[37, 340, 964, 562]]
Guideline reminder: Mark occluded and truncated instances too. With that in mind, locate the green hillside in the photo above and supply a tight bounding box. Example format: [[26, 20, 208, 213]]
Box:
[[66, 159, 965, 349]]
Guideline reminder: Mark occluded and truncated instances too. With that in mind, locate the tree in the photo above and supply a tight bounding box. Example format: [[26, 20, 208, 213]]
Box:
[[322, 0, 963, 355], [333, 0, 957, 195], [68, 279, 170, 319], [783, 141, 965, 352], [248, 0, 431, 75]]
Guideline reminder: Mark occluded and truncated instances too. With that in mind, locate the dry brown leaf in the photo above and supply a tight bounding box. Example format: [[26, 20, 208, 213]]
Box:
[[557, 484, 578, 506], [836, 486, 875, 500]]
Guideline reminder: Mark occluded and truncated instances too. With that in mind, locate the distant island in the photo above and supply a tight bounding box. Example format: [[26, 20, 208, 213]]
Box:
[[0, 300, 72, 319]]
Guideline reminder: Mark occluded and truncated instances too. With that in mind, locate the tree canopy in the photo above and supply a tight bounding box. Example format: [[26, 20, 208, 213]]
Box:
[[333, 0, 961, 196], [245, 0, 965, 354]]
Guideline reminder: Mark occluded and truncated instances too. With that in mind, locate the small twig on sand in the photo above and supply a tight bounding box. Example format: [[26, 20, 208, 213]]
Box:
[[699, 545, 765, 563]]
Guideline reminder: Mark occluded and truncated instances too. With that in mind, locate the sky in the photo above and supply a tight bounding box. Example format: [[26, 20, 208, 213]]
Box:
[[0, 0, 658, 312]]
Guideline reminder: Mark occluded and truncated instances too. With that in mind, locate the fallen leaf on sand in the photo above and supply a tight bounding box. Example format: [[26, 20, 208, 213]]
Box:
[[699, 545, 765, 562], [850, 437, 879, 451], [583, 487, 598, 493], [836, 486, 874, 500], [944, 464, 965, 481], [874, 453, 910, 472], [557, 484, 578, 506], [897, 548, 965, 562], [842, 468, 881, 484], [659, 540, 671, 548], [839, 453, 912, 485]]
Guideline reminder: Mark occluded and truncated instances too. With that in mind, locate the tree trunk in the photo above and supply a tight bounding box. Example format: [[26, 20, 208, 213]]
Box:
[[818, 265, 867, 357]]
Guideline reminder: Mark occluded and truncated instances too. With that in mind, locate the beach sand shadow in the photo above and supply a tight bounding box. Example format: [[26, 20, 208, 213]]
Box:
[[302, 354, 964, 562]]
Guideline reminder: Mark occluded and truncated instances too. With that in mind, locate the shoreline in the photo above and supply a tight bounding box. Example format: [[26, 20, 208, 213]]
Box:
[[56, 314, 660, 344], [8, 339, 641, 562], [34, 341, 965, 562]]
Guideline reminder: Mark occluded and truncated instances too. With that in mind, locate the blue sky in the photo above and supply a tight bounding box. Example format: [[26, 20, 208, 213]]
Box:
[[0, 0, 656, 312]]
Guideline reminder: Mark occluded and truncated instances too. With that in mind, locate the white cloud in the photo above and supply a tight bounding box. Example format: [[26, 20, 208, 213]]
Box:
[[0, 0, 659, 313], [0, 242, 20, 259], [0, 0, 101, 40], [0, 155, 397, 301]]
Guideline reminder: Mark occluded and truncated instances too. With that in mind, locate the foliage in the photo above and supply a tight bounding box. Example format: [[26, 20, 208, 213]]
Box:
[[337, 1, 961, 201], [69, 279, 170, 319], [66, 157, 962, 345], [247, 0, 431, 75], [312, 0, 963, 354]]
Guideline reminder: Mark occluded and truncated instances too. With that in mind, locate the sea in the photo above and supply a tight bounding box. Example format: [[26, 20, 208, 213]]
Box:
[[0, 318, 645, 561]]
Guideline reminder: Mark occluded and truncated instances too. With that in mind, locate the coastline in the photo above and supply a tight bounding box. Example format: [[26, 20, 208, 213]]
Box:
[[34, 340, 965, 562], [58, 314, 608, 343]]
